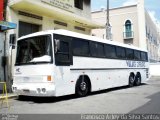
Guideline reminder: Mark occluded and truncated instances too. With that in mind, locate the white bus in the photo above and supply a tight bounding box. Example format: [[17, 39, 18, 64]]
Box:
[[12, 29, 149, 97]]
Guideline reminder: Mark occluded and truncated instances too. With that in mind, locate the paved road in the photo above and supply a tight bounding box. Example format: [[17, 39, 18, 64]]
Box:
[[0, 77, 160, 114]]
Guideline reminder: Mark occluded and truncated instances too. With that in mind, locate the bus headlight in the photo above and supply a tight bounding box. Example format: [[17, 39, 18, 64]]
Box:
[[42, 88, 46, 93], [12, 87, 17, 91], [37, 88, 41, 93]]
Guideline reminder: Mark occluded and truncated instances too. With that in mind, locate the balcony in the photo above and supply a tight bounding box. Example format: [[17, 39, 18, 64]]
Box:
[[123, 31, 134, 39]]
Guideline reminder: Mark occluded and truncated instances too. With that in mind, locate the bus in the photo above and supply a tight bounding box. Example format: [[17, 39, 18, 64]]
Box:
[[12, 29, 149, 97]]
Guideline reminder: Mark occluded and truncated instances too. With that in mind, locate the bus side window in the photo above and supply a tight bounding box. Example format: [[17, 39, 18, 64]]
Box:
[[141, 52, 148, 61], [145, 52, 148, 62], [116, 46, 126, 59], [126, 48, 134, 60], [90, 42, 105, 57], [134, 50, 141, 61], [104, 44, 116, 59], [54, 34, 73, 66], [72, 38, 90, 57]]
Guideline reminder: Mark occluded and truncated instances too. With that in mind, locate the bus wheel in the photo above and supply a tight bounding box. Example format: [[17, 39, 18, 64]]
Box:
[[76, 76, 89, 97], [129, 74, 135, 87], [134, 73, 141, 86]]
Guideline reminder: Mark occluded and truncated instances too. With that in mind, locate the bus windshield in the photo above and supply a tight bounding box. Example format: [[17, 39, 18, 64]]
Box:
[[15, 35, 52, 65]]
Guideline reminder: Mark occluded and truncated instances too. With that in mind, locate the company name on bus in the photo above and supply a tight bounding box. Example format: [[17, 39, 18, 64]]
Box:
[[126, 61, 145, 67]]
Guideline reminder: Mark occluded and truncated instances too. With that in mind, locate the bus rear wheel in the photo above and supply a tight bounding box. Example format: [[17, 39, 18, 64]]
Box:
[[129, 74, 135, 87], [134, 73, 141, 86], [76, 77, 90, 97]]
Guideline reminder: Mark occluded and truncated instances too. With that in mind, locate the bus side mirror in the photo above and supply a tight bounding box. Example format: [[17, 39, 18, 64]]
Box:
[[55, 39, 60, 53]]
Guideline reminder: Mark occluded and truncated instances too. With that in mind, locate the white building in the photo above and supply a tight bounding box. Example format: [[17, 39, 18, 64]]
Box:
[[92, 2, 160, 62]]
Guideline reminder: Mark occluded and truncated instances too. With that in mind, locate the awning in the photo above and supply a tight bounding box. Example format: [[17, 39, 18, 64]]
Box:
[[0, 21, 17, 30], [9, 0, 104, 29]]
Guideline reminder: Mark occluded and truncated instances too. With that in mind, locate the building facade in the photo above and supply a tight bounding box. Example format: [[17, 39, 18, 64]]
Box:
[[145, 12, 160, 62], [92, 4, 160, 62], [7, 0, 101, 37]]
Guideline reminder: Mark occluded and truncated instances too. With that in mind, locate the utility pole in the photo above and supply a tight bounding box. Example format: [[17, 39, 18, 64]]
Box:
[[106, 0, 111, 40]]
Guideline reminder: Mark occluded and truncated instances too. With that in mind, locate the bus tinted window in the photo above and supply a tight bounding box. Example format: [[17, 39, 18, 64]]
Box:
[[104, 45, 116, 58], [73, 38, 90, 56], [57, 41, 69, 61], [116, 47, 126, 59], [90, 42, 105, 57], [141, 52, 147, 61], [126, 49, 134, 60], [134, 50, 141, 60], [59, 41, 69, 53], [54, 34, 72, 65], [145, 52, 148, 61]]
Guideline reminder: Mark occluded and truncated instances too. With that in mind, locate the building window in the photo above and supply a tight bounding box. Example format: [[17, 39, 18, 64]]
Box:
[[124, 20, 133, 39], [18, 11, 43, 20], [54, 20, 67, 27], [19, 21, 40, 37], [74, 0, 83, 10], [74, 26, 85, 31]]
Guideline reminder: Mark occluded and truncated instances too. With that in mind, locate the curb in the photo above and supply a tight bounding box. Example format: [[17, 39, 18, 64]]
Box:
[[0, 94, 18, 100], [150, 76, 160, 80]]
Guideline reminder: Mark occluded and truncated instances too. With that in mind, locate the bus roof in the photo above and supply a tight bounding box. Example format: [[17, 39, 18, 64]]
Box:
[[18, 29, 147, 52]]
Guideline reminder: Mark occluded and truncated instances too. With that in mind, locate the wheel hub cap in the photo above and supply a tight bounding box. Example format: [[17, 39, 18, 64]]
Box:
[[80, 82, 86, 91]]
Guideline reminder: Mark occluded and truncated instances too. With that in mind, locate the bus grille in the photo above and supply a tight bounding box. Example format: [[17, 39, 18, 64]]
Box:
[[14, 76, 44, 83]]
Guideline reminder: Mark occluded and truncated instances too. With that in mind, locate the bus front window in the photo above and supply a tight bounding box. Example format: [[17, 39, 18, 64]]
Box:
[[15, 35, 52, 65]]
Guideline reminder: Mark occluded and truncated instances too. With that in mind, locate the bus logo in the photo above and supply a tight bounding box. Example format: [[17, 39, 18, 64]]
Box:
[[16, 68, 20, 72], [126, 61, 145, 67], [15, 68, 22, 75]]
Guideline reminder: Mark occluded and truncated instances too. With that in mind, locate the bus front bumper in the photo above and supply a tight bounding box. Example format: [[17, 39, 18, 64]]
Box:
[[12, 83, 56, 97]]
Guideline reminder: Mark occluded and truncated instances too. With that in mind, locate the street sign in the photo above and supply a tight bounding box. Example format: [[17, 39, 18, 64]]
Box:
[[0, 21, 17, 30]]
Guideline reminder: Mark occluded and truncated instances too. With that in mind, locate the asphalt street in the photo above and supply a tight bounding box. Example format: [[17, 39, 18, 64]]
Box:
[[0, 77, 160, 117]]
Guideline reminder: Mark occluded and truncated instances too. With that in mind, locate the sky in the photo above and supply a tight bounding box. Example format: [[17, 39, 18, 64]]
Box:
[[91, 0, 160, 27]]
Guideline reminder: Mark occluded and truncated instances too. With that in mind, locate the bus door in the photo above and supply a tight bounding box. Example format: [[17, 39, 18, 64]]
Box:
[[53, 34, 73, 95]]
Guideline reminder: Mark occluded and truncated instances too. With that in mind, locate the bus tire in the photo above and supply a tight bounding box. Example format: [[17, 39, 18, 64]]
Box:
[[75, 76, 90, 97], [134, 73, 141, 86], [129, 73, 135, 87], [18, 95, 25, 100]]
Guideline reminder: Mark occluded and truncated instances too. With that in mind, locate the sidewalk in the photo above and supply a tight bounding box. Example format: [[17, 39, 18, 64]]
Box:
[[150, 76, 160, 80], [0, 93, 17, 100]]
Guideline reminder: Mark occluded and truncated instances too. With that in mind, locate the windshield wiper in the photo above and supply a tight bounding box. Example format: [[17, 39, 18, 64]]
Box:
[[29, 61, 51, 64], [15, 61, 51, 66], [29, 61, 38, 64], [15, 62, 31, 66]]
